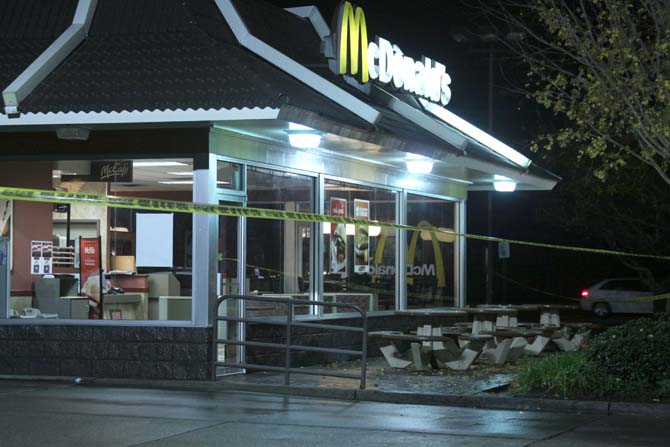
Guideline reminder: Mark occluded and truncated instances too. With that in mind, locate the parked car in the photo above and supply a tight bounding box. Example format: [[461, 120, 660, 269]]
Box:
[[580, 278, 654, 317]]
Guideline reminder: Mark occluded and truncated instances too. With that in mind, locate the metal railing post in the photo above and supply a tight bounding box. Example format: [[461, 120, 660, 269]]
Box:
[[215, 294, 368, 389], [285, 299, 293, 385], [360, 314, 368, 389]]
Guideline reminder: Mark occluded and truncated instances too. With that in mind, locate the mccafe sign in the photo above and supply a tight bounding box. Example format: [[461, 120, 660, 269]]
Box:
[[332, 1, 452, 106]]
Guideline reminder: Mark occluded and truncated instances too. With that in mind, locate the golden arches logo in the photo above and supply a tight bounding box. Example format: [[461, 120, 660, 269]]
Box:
[[335, 1, 369, 82], [372, 220, 447, 288]]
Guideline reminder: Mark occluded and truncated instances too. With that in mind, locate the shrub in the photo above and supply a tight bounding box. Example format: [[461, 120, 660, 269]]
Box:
[[588, 314, 670, 384], [515, 351, 611, 399]]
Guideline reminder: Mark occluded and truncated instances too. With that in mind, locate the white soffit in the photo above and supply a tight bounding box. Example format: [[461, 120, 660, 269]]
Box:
[[370, 86, 468, 153], [214, 0, 381, 126], [2, 0, 99, 115], [420, 99, 532, 169], [0, 107, 280, 126]]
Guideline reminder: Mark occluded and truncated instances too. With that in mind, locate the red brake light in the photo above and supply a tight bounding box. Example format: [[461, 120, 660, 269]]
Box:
[[581, 289, 589, 298]]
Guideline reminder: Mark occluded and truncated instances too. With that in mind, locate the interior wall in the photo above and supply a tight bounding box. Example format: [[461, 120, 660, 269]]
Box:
[[0, 161, 54, 294]]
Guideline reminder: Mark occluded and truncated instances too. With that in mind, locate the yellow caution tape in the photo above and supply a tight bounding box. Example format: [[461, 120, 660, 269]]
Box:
[[1, 186, 670, 262]]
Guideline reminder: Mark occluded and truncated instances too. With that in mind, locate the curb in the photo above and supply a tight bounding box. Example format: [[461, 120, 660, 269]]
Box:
[[2, 375, 669, 416]]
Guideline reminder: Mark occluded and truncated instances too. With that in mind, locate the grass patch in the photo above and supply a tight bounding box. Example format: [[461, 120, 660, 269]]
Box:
[[514, 351, 611, 399]]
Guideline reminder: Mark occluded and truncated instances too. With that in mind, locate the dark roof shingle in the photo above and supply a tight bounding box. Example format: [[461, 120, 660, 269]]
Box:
[[0, 0, 77, 113]]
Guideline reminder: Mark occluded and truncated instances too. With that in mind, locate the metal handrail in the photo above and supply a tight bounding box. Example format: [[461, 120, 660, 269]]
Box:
[[214, 294, 368, 389]]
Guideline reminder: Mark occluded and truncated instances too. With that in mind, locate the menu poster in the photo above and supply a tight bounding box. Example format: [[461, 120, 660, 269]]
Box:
[[80, 237, 103, 319], [329, 198, 347, 277], [0, 199, 11, 236], [353, 199, 370, 274], [30, 240, 53, 275]]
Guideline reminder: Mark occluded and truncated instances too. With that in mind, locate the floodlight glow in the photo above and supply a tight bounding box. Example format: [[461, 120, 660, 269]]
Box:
[[493, 181, 517, 192], [405, 153, 434, 174], [287, 122, 322, 148], [288, 133, 322, 148], [406, 160, 433, 174], [419, 99, 532, 169], [399, 178, 422, 189]]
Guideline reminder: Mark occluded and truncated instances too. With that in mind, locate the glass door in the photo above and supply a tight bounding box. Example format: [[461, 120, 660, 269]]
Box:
[[216, 197, 246, 377]]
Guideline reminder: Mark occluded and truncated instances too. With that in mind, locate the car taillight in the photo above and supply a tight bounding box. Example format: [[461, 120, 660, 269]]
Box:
[[581, 289, 589, 298]]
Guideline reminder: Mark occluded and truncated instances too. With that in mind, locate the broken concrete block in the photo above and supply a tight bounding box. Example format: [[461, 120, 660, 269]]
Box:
[[523, 335, 550, 356], [507, 337, 528, 362], [410, 342, 430, 371], [570, 330, 591, 351], [445, 348, 480, 371], [553, 337, 577, 352], [380, 344, 413, 369], [482, 337, 513, 365], [433, 338, 462, 368]]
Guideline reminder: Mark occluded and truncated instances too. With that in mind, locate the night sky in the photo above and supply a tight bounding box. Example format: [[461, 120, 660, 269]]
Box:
[[265, 0, 636, 304]]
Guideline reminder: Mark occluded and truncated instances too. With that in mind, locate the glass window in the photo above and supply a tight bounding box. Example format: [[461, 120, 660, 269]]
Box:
[[216, 161, 242, 190], [246, 167, 314, 314], [323, 179, 397, 313], [406, 194, 457, 308], [1, 158, 194, 321]]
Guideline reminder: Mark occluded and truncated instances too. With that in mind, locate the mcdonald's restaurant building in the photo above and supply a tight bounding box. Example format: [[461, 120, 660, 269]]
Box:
[[0, 0, 558, 380]]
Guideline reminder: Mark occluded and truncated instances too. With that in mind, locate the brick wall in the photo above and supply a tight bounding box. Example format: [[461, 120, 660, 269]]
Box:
[[0, 325, 212, 380]]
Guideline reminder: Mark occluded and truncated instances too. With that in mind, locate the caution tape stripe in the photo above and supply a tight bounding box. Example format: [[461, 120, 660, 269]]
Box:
[[1, 186, 669, 261]]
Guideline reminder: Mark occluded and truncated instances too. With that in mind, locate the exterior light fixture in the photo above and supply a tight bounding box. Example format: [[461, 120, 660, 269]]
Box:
[[493, 179, 517, 192], [287, 122, 322, 149], [405, 153, 434, 174], [56, 127, 90, 141]]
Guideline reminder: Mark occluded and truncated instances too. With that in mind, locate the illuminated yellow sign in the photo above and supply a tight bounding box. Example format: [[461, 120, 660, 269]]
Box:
[[333, 1, 452, 106], [335, 1, 369, 83], [371, 220, 447, 288]]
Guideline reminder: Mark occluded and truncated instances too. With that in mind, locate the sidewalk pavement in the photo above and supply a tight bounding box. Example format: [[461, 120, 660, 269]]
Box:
[[5, 356, 664, 417]]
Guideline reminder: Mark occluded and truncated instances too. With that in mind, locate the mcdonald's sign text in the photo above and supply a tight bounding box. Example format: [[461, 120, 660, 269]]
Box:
[[333, 1, 452, 106]]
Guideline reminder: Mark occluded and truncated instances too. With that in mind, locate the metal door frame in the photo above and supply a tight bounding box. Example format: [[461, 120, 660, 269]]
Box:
[[216, 191, 247, 377]]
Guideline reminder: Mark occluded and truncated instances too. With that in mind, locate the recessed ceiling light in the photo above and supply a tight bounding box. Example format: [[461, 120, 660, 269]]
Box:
[[134, 161, 187, 167]]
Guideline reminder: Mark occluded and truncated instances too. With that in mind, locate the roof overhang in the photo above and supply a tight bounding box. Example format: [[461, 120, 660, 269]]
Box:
[[0, 107, 280, 126], [0, 0, 559, 192]]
